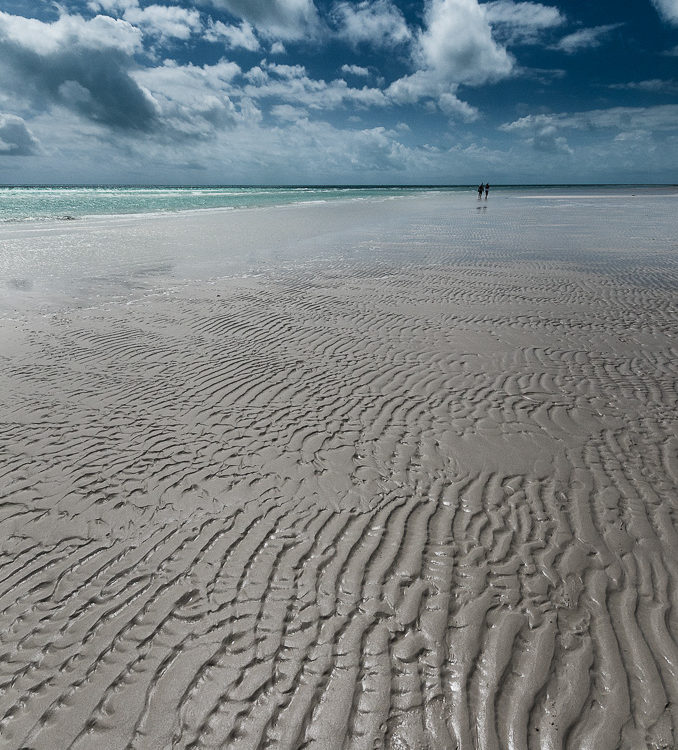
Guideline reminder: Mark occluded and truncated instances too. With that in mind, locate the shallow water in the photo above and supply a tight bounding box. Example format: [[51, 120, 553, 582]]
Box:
[[0, 184, 450, 223], [0, 183, 673, 224]]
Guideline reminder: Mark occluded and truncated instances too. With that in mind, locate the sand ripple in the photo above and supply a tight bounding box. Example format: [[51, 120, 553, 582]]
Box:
[[1, 197, 678, 749]]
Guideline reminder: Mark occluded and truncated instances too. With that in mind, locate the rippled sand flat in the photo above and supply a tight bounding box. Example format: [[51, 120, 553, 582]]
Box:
[[1, 191, 677, 749]]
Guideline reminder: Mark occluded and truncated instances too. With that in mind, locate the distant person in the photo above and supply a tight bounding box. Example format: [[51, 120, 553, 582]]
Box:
[[485, 183, 490, 199], [478, 183, 484, 199]]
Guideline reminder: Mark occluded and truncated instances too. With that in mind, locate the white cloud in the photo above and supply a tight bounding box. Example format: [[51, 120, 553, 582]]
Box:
[[242, 60, 389, 110], [501, 105, 678, 150], [333, 0, 411, 47], [135, 58, 241, 90], [552, 23, 621, 53], [125, 116, 425, 182], [386, 71, 430, 103], [261, 62, 308, 79], [614, 129, 652, 143], [495, 106, 678, 156], [132, 59, 249, 135], [438, 91, 479, 120], [87, 0, 138, 13], [385, 0, 512, 119], [121, 5, 202, 40], [7, 95, 677, 185], [414, 0, 513, 86], [134, 58, 241, 98], [483, 1, 564, 44], [205, 19, 260, 51], [0, 113, 40, 155], [87, 0, 201, 40], [609, 78, 678, 93], [244, 65, 268, 85], [270, 103, 307, 120], [200, 0, 321, 40], [483, 1, 563, 27], [132, 53, 388, 136], [651, 0, 678, 24], [341, 64, 370, 76], [270, 41, 286, 54], [0, 9, 142, 56]]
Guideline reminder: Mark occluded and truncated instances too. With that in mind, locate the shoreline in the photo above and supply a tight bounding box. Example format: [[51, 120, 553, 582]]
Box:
[[1, 184, 676, 228]]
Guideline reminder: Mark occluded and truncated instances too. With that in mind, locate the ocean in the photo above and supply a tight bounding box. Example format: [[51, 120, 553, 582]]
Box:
[[1, 184, 673, 224], [0, 185, 458, 223]]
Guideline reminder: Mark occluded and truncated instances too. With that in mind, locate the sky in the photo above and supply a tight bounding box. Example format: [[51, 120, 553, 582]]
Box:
[[0, 0, 677, 184]]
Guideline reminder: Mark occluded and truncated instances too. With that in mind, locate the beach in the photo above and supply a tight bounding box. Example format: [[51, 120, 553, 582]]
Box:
[[1, 188, 677, 749]]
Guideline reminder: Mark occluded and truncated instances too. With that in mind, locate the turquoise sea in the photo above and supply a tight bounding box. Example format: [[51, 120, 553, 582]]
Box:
[[0, 185, 456, 223], [1, 184, 672, 223]]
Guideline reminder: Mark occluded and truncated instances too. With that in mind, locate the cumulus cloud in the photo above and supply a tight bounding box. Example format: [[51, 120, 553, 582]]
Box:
[[0, 9, 141, 55], [438, 91, 479, 120], [385, 0, 512, 119], [87, 0, 202, 40], [205, 19, 260, 51], [200, 0, 321, 40], [132, 52, 387, 137], [0, 10, 158, 130], [483, 1, 564, 44], [651, 0, 678, 24], [121, 5, 202, 40], [242, 60, 388, 110], [0, 113, 40, 155], [552, 23, 621, 53], [414, 0, 513, 85], [133, 59, 246, 135], [333, 0, 411, 47]]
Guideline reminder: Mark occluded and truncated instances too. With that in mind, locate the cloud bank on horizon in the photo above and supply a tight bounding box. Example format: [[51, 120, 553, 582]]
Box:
[[0, 0, 676, 183]]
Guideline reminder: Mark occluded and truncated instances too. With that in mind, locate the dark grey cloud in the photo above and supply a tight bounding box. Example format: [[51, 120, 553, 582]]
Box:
[[0, 12, 158, 131], [0, 113, 40, 155]]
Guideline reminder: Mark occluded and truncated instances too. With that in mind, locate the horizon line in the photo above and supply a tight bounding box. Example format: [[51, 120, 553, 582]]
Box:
[[2, 182, 677, 189]]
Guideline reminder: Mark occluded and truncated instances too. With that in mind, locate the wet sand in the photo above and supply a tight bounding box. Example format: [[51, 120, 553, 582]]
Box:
[[1, 190, 678, 749]]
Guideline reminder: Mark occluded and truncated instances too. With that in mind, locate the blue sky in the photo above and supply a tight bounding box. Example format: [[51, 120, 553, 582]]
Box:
[[0, 0, 677, 183]]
